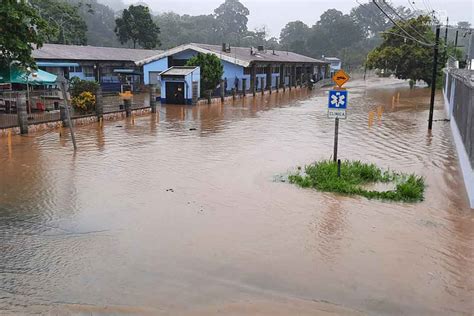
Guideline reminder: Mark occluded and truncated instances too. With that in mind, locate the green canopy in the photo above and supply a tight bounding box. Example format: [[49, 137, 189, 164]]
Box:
[[0, 67, 57, 85]]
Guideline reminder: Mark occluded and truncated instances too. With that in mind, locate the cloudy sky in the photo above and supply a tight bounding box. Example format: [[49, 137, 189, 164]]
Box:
[[122, 0, 473, 37]]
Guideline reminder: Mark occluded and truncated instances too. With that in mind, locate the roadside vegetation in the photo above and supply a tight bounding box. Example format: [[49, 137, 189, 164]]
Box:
[[289, 160, 425, 202]]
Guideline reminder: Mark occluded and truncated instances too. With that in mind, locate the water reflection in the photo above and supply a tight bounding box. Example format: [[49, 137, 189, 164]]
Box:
[[0, 77, 473, 315]]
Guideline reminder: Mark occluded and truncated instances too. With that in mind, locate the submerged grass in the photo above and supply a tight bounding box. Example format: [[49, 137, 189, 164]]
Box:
[[288, 160, 425, 202]]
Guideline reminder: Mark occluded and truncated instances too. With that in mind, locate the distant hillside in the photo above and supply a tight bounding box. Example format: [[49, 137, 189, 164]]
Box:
[[67, 0, 126, 47]]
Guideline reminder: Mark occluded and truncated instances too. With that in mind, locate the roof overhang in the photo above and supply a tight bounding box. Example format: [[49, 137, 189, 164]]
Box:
[[37, 62, 80, 67], [135, 44, 251, 68]]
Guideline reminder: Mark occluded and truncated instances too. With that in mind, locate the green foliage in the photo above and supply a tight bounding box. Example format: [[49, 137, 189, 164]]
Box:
[[186, 53, 223, 95], [67, 0, 123, 47], [306, 9, 365, 63], [289, 160, 425, 202], [72, 91, 95, 113], [69, 77, 99, 98], [366, 16, 449, 87], [30, 0, 88, 45], [115, 5, 160, 49], [279, 21, 310, 55], [0, 0, 50, 69], [214, 0, 250, 43]]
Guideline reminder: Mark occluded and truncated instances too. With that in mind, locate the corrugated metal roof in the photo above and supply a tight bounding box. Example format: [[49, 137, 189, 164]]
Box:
[[193, 43, 327, 64], [160, 66, 198, 76], [33, 44, 163, 62], [136, 43, 329, 67]]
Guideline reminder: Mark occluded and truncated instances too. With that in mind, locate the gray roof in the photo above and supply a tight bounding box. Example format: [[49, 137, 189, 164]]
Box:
[[33, 44, 163, 63], [193, 43, 327, 64], [160, 66, 198, 76], [136, 43, 328, 67]]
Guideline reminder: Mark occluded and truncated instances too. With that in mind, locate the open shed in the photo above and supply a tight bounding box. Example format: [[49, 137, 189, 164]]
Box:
[[159, 66, 200, 105]]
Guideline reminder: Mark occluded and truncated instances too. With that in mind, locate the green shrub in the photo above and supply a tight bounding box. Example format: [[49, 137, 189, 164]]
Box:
[[69, 77, 99, 113], [289, 160, 425, 202]]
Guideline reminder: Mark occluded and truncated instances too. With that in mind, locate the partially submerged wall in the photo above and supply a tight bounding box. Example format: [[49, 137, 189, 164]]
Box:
[[443, 69, 474, 208]]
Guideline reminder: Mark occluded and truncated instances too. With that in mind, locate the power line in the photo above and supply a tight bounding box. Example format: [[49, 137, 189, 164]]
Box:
[[382, 0, 429, 42], [372, 0, 434, 46], [379, 31, 433, 46]]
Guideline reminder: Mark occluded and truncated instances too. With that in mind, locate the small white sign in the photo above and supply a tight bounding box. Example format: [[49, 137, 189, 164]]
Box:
[[328, 109, 346, 119]]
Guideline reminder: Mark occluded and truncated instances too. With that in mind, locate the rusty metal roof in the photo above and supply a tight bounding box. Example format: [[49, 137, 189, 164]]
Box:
[[33, 44, 163, 63]]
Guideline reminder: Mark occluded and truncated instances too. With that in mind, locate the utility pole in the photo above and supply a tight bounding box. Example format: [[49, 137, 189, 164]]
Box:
[[428, 25, 440, 131], [454, 30, 459, 48], [444, 17, 449, 45]]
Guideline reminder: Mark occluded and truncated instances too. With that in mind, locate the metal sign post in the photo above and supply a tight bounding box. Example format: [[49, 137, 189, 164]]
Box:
[[58, 76, 77, 150], [329, 70, 350, 162]]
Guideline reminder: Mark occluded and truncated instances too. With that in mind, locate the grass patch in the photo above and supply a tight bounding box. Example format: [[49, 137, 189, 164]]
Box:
[[288, 160, 425, 202]]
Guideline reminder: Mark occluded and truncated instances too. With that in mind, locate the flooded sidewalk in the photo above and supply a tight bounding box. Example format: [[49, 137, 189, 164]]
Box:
[[0, 77, 473, 315]]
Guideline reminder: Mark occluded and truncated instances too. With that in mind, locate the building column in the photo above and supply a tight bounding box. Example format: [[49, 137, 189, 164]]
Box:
[[96, 85, 103, 120], [250, 63, 257, 97], [260, 77, 265, 95], [220, 79, 225, 102], [17, 92, 28, 134], [242, 78, 247, 96], [124, 98, 131, 117], [279, 64, 285, 89], [292, 65, 297, 88], [266, 64, 272, 91], [149, 84, 157, 113]]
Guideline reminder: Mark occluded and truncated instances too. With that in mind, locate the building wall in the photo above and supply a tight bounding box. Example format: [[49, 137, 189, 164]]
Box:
[[443, 68, 474, 208], [143, 48, 328, 94], [160, 67, 200, 104], [143, 58, 168, 85]]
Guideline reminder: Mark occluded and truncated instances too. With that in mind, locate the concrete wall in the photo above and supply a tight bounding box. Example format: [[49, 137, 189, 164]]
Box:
[[443, 68, 474, 208]]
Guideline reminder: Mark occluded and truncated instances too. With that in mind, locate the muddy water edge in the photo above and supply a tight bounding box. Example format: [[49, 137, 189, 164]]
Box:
[[0, 77, 473, 315]]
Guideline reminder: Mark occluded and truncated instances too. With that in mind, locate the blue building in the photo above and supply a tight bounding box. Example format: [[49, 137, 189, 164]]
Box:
[[324, 57, 342, 77], [32, 44, 163, 93], [159, 66, 200, 104], [136, 43, 330, 95]]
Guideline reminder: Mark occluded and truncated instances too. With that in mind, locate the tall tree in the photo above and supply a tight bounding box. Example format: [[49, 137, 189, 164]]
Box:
[[30, 0, 88, 45], [214, 0, 250, 44], [280, 21, 310, 55], [185, 53, 223, 95], [366, 16, 449, 86], [67, 0, 123, 47], [0, 0, 50, 69], [115, 5, 160, 49], [306, 9, 363, 58]]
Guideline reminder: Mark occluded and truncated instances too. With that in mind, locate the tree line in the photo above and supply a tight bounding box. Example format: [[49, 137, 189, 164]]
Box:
[[1, 0, 471, 73]]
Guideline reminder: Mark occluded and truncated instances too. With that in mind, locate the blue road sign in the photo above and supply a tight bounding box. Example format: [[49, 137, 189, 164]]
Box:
[[328, 90, 348, 109]]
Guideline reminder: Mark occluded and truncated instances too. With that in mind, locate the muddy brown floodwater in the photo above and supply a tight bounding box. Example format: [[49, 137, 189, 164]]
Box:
[[0, 77, 473, 315]]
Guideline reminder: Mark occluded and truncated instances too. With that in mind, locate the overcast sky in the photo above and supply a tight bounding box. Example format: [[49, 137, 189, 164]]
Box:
[[123, 0, 473, 38]]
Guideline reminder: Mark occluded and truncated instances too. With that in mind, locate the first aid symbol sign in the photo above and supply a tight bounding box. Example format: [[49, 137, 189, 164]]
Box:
[[328, 90, 348, 109]]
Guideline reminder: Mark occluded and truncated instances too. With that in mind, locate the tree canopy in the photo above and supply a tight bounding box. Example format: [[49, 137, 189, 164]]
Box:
[[30, 0, 88, 45], [115, 5, 160, 49], [366, 16, 443, 86], [185, 53, 223, 95], [0, 0, 50, 69], [214, 0, 250, 43], [279, 21, 310, 55]]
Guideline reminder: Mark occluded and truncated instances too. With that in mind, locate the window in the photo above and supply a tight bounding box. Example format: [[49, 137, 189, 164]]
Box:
[[244, 67, 251, 75], [273, 66, 280, 74], [83, 66, 94, 78]]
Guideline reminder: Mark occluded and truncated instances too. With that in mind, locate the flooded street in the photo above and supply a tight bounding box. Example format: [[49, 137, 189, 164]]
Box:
[[0, 77, 473, 315]]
